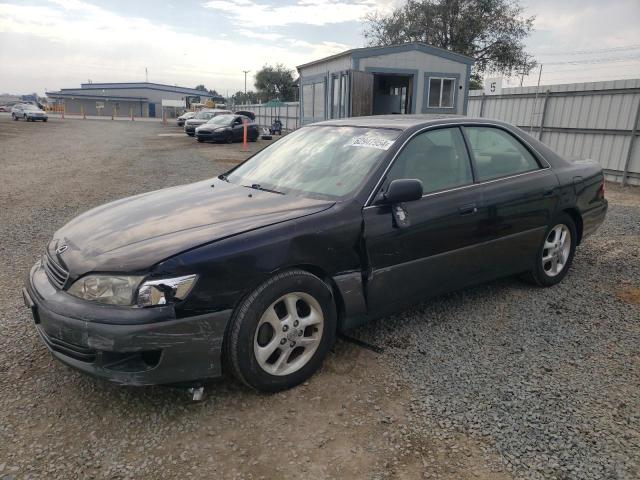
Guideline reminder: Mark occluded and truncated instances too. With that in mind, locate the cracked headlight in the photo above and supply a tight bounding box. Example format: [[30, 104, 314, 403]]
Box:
[[136, 275, 197, 307], [67, 275, 144, 306]]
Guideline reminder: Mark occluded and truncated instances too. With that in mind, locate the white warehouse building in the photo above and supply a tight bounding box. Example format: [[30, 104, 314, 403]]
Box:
[[296, 42, 475, 125]]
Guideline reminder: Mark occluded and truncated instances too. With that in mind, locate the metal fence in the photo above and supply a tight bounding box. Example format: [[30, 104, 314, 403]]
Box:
[[233, 102, 299, 131], [468, 79, 640, 185]]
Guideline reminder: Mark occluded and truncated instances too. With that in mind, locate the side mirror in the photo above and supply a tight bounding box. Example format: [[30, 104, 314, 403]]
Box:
[[385, 179, 423, 204]]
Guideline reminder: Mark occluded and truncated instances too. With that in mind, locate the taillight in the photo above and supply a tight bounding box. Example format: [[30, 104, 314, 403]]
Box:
[[597, 180, 605, 200]]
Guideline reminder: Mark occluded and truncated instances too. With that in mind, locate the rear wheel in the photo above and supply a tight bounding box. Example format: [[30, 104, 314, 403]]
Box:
[[523, 213, 577, 287], [225, 269, 337, 392]]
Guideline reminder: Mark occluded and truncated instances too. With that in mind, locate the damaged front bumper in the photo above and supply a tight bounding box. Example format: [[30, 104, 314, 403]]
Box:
[[24, 263, 231, 386]]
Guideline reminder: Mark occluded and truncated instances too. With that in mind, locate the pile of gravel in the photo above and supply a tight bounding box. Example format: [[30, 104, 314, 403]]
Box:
[[356, 202, 640, 480]]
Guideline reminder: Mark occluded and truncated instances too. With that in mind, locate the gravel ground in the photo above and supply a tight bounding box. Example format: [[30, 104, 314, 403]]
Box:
[[0, 115, 639, 479]]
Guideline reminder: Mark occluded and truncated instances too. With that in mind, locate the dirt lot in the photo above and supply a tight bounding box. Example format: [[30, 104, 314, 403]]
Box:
[[0, 115, 638, 480]]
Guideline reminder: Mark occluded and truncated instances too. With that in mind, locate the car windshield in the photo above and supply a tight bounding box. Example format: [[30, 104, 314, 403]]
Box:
[[194, 110, 214, 119], [206, 114, 234, 125], [225, 126, 400, 200]]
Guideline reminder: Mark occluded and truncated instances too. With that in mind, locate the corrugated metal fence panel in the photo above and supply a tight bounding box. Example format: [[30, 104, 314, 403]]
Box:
[[544, 93, 639, 130], [544, 131, 632, 172], [487, 96, 540, 127], [469, 80, 640, 181], [235, 102, 299, 131]]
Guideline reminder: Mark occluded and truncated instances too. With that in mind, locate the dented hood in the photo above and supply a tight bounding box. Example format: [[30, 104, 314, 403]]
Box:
[[54, 179, 333, 275]]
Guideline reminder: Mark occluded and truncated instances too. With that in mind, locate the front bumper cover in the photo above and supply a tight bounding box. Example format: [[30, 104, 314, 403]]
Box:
[[24, 263, 231, 386], [195, 131, 225, 141]]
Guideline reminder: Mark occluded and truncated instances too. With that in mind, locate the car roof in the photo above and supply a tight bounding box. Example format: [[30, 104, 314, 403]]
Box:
[[309, 114, 516, 131], [310, 115, 572, 168]]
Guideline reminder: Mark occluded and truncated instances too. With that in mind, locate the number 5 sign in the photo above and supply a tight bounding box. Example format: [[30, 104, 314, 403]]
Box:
[[484, 77, 503, 95]]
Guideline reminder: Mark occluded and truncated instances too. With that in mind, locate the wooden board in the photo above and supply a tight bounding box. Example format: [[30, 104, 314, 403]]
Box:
[[350, 70, 374, 117]]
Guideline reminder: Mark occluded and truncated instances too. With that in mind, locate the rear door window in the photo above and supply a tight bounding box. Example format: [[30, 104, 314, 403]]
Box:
[[463, 127, 540, 181]]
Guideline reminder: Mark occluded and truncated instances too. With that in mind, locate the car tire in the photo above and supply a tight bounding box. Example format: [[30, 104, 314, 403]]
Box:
[[523, 213, 577, 287], [225, 269, 337, 392], [196, 138, 204, 143], [12, 114, 17, 121], [187, 133, 194, 137], [24, 114, 28, 121], [225, 132, 233, 144], [43, 118, 47, 122]]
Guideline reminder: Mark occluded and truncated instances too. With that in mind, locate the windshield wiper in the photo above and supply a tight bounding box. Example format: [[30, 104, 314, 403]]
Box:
[[243, 183, 284, 195]]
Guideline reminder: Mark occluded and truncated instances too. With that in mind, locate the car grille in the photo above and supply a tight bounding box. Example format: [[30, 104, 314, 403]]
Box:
[[43, 250, 69, 289]]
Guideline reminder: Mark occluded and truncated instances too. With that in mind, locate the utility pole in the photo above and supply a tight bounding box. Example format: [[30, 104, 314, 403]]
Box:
[[243, 70, 250, 95]]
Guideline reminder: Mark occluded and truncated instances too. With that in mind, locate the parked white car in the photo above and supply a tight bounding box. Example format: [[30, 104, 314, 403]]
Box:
[[12, 104, 48, 122]]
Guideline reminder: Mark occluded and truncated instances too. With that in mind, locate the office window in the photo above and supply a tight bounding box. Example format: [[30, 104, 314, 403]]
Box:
[[428, 77, 455, 108], [340, 74, 347, 118], [331, 76, 340, 119], [302, 84, 313, 122], [313, 82, 325, 121]]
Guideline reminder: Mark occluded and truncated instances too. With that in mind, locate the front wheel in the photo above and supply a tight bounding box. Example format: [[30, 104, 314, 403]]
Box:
[[523, 213, 577, 287], [12, 114, 17, 121], [225, 269, 337, 392]]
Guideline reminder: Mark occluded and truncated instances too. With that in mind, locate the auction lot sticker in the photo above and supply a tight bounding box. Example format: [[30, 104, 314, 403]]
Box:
[[346, 136, 395, 150]]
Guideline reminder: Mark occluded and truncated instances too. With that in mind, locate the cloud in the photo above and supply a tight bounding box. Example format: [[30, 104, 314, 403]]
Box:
[[202, 0, 388, 27], [237, 29, 284, 41], [0, 0, 356, 94], [503, 0, 640, 85]]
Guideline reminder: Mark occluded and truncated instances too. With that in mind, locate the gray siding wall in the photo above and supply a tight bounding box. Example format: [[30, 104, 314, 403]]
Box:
[[357, 50, 468, 115], [61, 98, 146, 117], [58, 87, 210, 117], [468, 79, 640, 185], [299, 55, 352, 77], [298, 48, 470, 124]]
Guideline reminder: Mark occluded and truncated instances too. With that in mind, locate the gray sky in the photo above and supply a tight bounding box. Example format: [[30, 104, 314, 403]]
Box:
[[0, 0, 638, 95]]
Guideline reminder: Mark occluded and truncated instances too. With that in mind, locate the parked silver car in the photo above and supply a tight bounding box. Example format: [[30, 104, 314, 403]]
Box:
[[176, 111, 195, 127], [12, 104, 48, 122]]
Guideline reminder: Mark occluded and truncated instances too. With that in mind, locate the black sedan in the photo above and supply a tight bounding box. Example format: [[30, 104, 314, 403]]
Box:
[[195, 114, 260, 143], [23, 116, 607, 392], [183, 109, 231, 136]]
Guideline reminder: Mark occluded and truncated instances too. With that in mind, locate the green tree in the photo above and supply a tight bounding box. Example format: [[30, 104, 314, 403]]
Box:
[[195, 85, 221, 97], [364, 0, 536, 84], [232, 90, 260, 105], [254, 64, 297, 101]]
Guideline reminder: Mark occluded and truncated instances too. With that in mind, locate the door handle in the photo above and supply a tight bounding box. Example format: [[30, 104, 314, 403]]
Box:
[[459, 203, 478, 215]]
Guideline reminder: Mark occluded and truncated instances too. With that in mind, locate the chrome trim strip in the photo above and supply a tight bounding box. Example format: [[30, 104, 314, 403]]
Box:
[[363, 168, 550, 209], [364, 122, 552, 207]]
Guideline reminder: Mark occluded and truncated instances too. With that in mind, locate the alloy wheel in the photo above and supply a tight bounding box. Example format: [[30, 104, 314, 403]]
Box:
[[253, 292, 324, 376], [542, 224, 571, 277]]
